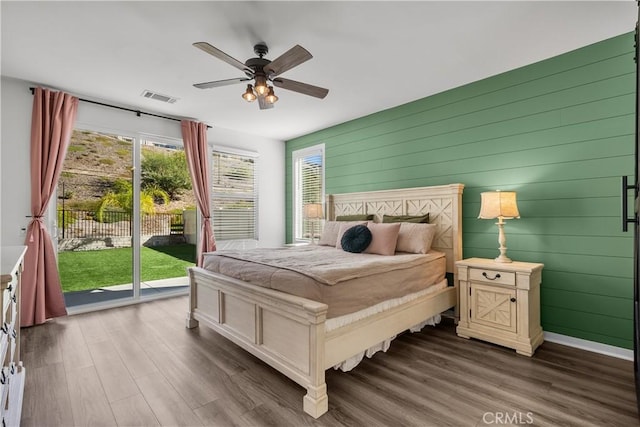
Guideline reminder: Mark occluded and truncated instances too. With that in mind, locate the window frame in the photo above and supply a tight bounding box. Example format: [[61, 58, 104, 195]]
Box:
[[292, 143, 325, 242]]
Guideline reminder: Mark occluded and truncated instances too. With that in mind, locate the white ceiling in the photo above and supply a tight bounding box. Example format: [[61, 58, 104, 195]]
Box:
[[1, 1, 636, 141]]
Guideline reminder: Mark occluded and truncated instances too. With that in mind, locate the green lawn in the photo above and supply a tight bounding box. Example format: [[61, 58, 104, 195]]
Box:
[[58, 244, 196, 292]]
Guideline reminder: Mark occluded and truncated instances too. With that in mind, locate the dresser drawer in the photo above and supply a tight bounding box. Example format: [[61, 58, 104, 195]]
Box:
[[0, 381, 7, 420], [1, 288, 10, 325], [0, 334, 7, 369], [469, 267, 515, 286], [1, 246, 26, 427]]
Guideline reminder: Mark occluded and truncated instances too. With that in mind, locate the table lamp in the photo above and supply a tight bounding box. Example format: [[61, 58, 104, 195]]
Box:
[[478, 191, 520, 263], [303, 203, 323, 243]]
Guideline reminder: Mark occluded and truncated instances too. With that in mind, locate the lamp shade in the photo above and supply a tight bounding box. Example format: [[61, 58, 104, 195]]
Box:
[[242, 84, 257, 102], [254, 75, 269, 96], [478, 191, 520, 219], [303, 203, 323, 219]]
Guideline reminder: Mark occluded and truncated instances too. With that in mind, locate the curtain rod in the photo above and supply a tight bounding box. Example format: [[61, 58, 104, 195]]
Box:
[[28, 87, 211, 129]]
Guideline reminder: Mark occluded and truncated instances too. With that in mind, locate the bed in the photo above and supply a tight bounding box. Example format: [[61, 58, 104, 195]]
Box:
[[186, 183, 464, 418]]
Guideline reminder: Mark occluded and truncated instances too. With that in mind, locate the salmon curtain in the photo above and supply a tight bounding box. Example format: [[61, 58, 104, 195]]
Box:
[[181, 120, 216, 266], [22, 87, 79, 327]]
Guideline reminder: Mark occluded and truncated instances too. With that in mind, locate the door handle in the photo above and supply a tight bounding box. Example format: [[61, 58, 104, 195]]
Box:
[[622, 176, 637, 232]]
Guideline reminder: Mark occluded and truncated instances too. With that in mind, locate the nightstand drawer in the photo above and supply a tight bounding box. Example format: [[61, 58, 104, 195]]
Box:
[[469, 267, 515, 286]]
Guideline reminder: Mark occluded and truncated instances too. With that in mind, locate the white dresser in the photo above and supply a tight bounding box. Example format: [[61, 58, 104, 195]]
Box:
[[0, 246, 26, 427]]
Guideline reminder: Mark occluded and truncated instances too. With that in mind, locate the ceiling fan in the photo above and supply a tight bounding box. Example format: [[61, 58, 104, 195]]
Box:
[[192, 41, 329, 110]]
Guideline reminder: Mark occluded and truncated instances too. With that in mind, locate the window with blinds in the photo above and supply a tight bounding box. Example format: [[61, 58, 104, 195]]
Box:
[[292, 144, 325, 241], [212, 150, 258, 241]]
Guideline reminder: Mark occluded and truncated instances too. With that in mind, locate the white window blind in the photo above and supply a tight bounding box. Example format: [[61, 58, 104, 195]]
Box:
[[293, 144, 324, 241], [212, 150, 258, 240]]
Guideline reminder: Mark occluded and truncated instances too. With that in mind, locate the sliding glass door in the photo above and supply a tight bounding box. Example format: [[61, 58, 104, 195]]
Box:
[[56, 129, 194, 309], [57, 130, 135, 306], [139, 138, 195, 297]]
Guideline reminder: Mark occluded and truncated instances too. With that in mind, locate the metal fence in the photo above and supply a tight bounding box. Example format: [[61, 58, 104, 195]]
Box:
[[58, 209, 183, 238]]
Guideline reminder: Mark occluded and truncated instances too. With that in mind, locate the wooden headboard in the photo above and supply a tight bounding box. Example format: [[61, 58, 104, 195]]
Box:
[[326, 184, 464, 273]]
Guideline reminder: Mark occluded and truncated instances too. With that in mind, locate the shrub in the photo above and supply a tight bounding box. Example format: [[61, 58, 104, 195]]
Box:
[[67, 199, 100, 211], [95, 179, 169, 222], [57, 209, 76, 229], [96, 135, 114, 145], [68, 145, 86, 153], [141, 150, 192, 199]]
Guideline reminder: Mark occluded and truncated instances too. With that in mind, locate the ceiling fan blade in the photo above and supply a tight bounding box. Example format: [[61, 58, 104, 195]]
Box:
[[257, 94, 274, 110], [264, 45, 312, 77], [193, 77, 250, 89], [193, 42, 252, 74], [273, 78, 329, 99]]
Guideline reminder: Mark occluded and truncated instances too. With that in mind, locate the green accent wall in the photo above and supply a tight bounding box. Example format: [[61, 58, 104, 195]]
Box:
[[286, 32, 636, 349]]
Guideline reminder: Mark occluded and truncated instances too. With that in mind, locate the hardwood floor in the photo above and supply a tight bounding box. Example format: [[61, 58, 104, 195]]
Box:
[[21, 296, 638, 426]]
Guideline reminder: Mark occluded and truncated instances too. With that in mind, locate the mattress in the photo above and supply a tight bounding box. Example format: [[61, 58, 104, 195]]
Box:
[[202, 245, 446, 318]]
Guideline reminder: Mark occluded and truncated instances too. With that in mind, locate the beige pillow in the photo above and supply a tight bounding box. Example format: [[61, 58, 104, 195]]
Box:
[[364, 222, 401, 256], [396, 223, 437, 254], [318, 221, 341, 246], [335, 221, 368, 249]]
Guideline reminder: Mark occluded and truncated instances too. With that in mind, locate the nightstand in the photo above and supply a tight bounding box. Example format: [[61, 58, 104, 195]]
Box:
[[456, 257, 544, 356]]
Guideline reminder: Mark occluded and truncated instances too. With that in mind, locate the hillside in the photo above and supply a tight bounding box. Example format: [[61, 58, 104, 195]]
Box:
[[58, 130, 195, 213]]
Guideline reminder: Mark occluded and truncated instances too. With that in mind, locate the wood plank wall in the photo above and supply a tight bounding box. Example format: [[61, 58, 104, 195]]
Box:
[[285, 32, 636, 349]]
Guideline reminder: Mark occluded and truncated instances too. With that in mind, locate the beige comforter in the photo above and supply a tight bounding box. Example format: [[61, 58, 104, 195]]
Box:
[[206, 245, 440, 285], [202, 246, 446, 318]]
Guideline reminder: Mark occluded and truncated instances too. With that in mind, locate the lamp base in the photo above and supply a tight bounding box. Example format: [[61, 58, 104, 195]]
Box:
[[494, 219, 513, 263]]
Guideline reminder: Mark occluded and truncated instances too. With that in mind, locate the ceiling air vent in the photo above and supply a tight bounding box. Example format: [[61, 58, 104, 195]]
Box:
[[140, 90, 178, 104]]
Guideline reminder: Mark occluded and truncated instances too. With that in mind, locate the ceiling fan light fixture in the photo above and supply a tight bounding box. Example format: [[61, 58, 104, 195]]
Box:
[[193, 41, 329, 109], [254, 75, 269, 96], [242, 84, 257, 102], [265, 86, 278, 104]]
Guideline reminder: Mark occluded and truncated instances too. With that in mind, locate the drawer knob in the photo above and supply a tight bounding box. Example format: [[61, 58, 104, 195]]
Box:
[[482, 272, 501, 280], [510, 297, 516, 302]]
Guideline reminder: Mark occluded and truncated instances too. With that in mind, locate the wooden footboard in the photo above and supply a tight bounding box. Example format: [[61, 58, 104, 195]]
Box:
[[187, 266, 457, 418], [186, 266, 330, 418]]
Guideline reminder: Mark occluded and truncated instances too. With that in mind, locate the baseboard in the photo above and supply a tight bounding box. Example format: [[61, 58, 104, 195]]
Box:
[[544, 331, 633, 361]]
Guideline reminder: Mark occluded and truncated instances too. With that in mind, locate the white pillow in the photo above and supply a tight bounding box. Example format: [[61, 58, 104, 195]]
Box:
[[396, 223, 437, 254], [318, 221, 367, 247], [318, 221, 340, 246]]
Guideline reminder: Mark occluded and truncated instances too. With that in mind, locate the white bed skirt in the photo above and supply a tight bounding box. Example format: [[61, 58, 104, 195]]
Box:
[[328, 279, 448, 372], [331, 313, 441, 372]]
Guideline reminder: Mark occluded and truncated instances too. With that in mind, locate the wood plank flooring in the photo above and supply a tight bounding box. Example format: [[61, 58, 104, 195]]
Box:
[[21, 296, 639, 426]]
